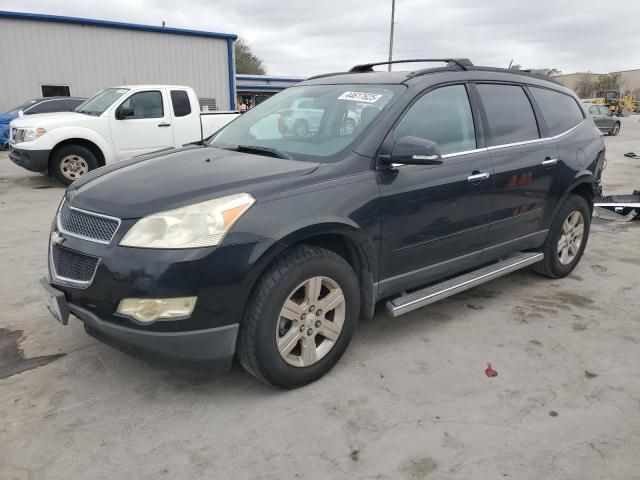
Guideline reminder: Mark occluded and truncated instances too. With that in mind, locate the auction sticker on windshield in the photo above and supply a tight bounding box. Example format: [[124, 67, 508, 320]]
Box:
[[338, 91, 383, 103]]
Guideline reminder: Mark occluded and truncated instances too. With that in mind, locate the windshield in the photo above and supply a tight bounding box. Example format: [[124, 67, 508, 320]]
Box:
[[6, 99, 38, 115], [210, 84, 404, 160], [75, 88, 129, 116]]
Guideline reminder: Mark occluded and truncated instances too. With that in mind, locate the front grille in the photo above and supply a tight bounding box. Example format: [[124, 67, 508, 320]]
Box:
[[52, 246, 99, 284], [59, 201, 120, 243]]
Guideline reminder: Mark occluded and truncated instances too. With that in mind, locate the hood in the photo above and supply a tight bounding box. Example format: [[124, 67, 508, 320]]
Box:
[[69, 146, 319, 218], [0, 112, 18, 124], [9, 111, 92, 128]]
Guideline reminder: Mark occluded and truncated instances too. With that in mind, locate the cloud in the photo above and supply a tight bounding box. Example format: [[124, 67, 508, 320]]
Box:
[[3, 0, 639, 76]]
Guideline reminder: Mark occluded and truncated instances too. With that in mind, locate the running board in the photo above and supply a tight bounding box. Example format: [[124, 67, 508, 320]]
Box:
[[386, 252, 544, 317]]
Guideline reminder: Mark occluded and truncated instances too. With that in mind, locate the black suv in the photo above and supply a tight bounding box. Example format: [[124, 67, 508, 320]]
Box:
[[41, 59, 605, 388]]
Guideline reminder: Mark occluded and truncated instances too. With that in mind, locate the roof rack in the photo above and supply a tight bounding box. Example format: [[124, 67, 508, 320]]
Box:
[[349, 58, 474, 73]]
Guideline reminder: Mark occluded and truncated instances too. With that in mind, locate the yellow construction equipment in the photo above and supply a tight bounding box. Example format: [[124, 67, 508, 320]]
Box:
[[591, 90, 637, 117]]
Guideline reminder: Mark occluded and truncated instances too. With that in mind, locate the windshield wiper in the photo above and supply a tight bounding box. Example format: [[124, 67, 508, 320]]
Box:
[[235, 145, 292, 160], [75, 109, 96, 116]]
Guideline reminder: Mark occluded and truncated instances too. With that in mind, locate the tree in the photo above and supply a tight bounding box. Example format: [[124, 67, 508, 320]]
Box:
[[594, 73, 621, 92], [235, 37, 266, 75], [575, 73, 597, 98]]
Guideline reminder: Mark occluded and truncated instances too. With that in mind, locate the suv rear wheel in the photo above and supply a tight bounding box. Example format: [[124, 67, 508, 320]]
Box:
[[533, 194, 591, 278], [51, 145, 98, 186], [237, 245, 360, 388]]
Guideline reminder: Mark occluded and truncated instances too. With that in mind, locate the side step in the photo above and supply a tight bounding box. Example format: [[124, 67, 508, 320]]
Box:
[[386, 252, 544, 317]]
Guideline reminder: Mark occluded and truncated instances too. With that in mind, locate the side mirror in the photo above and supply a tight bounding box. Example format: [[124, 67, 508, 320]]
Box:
[[386, 136, 443, 165], [116, 107, 134, 120]]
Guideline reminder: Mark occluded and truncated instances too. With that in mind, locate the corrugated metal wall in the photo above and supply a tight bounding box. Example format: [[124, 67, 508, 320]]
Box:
[[0, 18, 232, 111]]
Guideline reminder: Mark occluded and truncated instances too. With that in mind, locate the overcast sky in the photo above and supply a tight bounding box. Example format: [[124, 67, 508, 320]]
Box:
[[4, 0, 639, 77]]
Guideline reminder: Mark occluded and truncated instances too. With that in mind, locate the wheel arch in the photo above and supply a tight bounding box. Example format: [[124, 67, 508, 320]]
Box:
[[553, 173, 597, 221], [49, 138, 106, 169], [245, 223, 377, 320]]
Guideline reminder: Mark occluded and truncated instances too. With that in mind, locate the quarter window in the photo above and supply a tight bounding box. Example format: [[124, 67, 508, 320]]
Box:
[[170, 90, 192, 117], [529, 87, 584, 136], [119, 91, 164, 119], [477, 84, 539, 145], [394, 85, 476, 155]]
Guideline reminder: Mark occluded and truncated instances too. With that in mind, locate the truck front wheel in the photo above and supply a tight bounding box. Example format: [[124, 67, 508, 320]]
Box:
[[237, 245, 360, 388], [51, 145, 98, 186]]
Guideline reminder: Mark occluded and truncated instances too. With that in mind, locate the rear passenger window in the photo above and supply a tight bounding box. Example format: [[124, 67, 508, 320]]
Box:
[[477, 84, 539, 145], [588, 105, 599, 115], [394, 85, 476, 155], [171, 90, 192, 117], [529, 87, 584, 136]]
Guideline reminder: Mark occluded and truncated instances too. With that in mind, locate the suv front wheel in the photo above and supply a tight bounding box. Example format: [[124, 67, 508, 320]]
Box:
[[534, 194, 591, 278], [237, 245, 360, 388]]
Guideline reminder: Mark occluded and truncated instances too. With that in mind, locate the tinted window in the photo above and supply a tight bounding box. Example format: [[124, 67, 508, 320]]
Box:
[[27, 99, 67, 114], [120, 91, 164, 119], [588, 105, 600, 115], [67, 99, 85, 111], [41, 85, 70, 97], [477, 84, 539, 145], [394, 85, 476, 155], [529, 87, 584, 136], [170, 90, 191, 117]]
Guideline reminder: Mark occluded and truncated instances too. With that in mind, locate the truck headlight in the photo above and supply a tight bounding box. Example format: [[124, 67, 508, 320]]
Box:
[[120, 193, 255, 248], [22, 127, 47, 143]]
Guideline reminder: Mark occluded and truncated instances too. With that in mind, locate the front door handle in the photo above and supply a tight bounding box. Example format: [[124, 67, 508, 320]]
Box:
[[542, 158, 558, 167], [467, 172, 490, 182], [158, 122, 171, 127]]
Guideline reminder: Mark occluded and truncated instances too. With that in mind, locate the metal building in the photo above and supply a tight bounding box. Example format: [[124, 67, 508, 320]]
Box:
[[0, 11, 237, 112], [236, 75, 304, 109]]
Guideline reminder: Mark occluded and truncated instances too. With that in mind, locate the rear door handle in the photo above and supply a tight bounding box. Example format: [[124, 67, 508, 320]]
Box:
[[542, 158, 558, 167], [467, 172, 490, 182], [158, 122, 171, 127]]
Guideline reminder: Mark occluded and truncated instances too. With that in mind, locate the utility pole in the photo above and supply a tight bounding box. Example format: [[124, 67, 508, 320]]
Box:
[[388, 0, 395, 71]]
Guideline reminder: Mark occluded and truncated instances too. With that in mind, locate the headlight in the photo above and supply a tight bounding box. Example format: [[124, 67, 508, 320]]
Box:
[[22, 127, 47, 143], [120, 192, 255, 248]]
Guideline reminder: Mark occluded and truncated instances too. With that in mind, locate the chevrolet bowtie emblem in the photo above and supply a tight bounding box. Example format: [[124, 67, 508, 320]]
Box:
[[51, 231, 65, 246]]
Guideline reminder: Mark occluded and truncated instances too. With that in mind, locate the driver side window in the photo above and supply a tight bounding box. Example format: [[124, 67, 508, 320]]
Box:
[[119, 91, 164, 119], [394, 85, 476, 155]]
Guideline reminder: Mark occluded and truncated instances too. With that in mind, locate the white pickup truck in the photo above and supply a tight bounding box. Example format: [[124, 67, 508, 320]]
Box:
[[9, 85, 238, 185]]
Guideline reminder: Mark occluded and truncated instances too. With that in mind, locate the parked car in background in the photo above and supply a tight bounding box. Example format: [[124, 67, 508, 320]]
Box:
[[9, 85, 239, 185], [585, 103, 621, 136], [41, 59, 605, 388], [0, 97, 85, 149], [278, 97, 361, 137]]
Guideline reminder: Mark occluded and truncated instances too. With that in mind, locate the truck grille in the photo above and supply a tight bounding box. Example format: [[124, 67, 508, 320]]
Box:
[[51, 246, 100, 285], [58, 201, 120, 244]]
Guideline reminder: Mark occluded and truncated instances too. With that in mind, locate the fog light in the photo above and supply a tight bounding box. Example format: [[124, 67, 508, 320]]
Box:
[[116, 297, 197, 323]]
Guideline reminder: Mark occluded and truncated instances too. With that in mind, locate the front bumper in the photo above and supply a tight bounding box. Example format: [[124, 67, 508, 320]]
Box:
[[9, 147, 50, 173], [42, 277, 239, 370]]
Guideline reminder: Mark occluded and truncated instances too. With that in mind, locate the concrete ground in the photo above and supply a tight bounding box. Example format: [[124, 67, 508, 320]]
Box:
[[1, 118, 639, 480]]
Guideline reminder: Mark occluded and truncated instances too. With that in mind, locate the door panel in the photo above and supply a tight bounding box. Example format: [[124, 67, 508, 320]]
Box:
[[486, 141, 558, 241], [109, 90, 174, 160], [377, 152, 494, 293], [377, 84, 494, 294]]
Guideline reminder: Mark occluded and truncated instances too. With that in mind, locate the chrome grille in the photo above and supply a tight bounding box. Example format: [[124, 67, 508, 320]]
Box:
[[58, 202, 120, 244], [51, 246, 99, 284]]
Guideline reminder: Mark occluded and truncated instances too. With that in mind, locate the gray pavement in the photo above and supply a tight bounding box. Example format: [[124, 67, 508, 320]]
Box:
[[1, 118, 639, 480]]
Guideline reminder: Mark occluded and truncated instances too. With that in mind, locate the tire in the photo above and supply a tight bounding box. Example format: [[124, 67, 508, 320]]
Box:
[[51, 145, 98, 186], [609, 122, 620, 136], [340, 118, 357, 136], [237, 245, 360, 388], [533, 194, 591, 279], [293, 120, 309, 137]]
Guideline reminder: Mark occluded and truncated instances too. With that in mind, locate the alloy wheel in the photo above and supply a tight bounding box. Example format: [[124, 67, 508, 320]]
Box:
[[276, 276, 346, 367], [557, 210, 584, 265]]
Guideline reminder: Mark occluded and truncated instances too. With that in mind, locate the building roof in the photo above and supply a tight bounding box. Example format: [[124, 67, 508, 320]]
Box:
[[0, 10, 237, 41]]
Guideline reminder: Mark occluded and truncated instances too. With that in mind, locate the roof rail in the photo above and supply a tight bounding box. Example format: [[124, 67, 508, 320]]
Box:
[[349, 58, 473, 73]]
